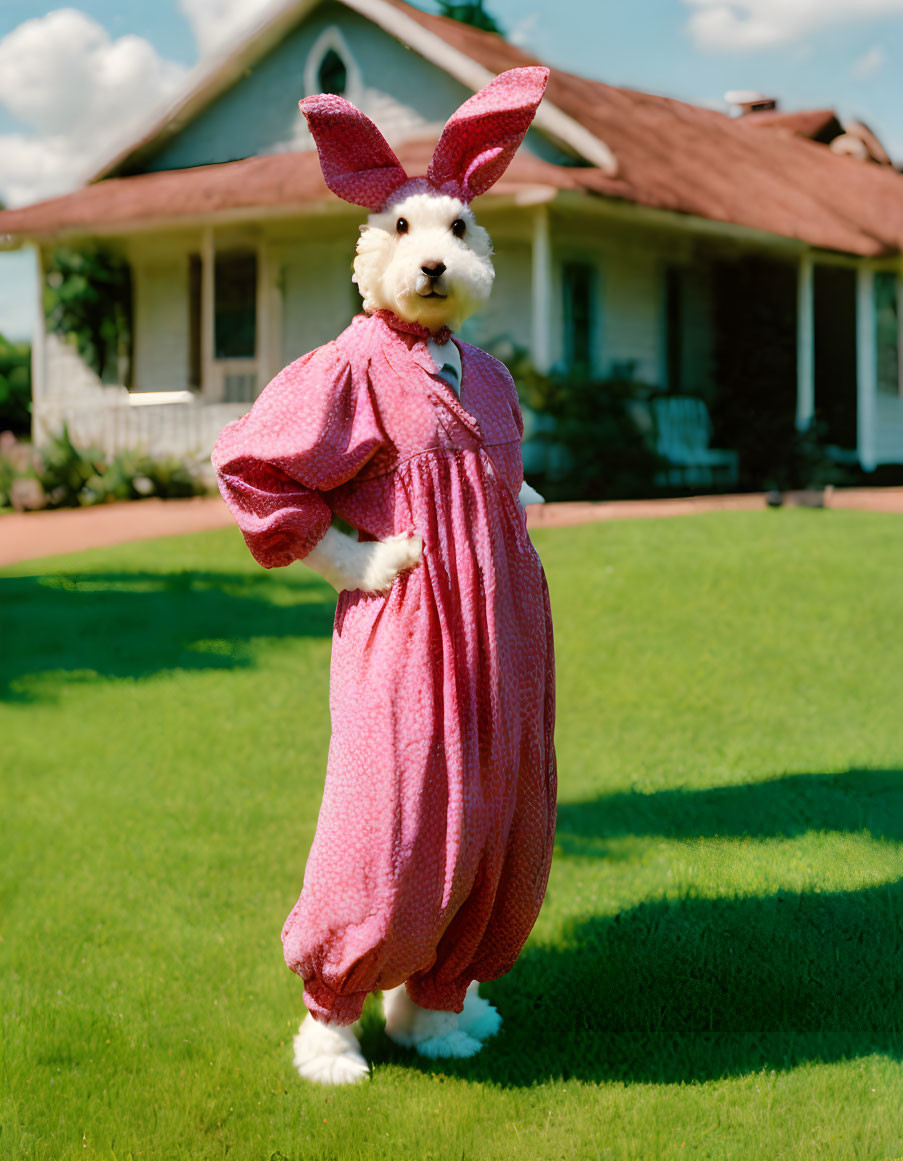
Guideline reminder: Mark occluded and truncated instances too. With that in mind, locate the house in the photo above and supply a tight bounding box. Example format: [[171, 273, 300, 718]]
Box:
[[1, 0, 903, 486]]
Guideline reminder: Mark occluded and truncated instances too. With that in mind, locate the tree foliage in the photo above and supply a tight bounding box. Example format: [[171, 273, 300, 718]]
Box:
[[504, 349, 665, 501], [0, 333, 31, 435], [44, 246, 132, 384], [435, 1, 503, 35]]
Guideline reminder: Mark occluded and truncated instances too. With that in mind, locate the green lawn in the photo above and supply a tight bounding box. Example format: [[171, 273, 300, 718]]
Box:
[[2, 510, 902, 1161]]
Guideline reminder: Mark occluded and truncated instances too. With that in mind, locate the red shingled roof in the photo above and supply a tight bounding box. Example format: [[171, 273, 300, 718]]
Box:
[[0, 142, 581, 238], [2, 0, 903, 256]]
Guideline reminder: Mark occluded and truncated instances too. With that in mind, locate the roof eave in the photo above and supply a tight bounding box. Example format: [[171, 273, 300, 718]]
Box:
[[6, 179, 896, 260], [87, 0, 323, 183], [557, 188, 900, 260]]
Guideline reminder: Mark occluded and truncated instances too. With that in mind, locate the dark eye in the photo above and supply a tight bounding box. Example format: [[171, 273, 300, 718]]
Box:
[[451, 218, 466, 238], [395, 217, 408, 234]]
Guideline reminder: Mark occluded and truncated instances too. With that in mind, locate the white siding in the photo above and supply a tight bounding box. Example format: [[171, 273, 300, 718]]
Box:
[[280, 241, 359, 365], [133, 257, 190, 391], [600, 246, 662, 383], [549, 216, 695, 385], [460, 242, 533, 352]]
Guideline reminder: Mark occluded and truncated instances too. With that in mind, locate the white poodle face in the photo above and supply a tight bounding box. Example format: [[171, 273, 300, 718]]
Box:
[[353, 193, 494, 333]]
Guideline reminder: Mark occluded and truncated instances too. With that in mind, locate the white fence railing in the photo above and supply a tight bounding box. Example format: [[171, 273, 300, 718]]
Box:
[[34, 335, 247, 474]]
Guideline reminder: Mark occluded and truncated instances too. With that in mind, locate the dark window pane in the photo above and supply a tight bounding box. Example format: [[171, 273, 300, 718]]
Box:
[[665, 266, 683, 394], [318, 49, 347, 96], [875, 270, 899, 396], [563, 262, 594, 369], [188, 253, 201, 389], [214, 252, 256, 359], [813, 264, 857, 448]]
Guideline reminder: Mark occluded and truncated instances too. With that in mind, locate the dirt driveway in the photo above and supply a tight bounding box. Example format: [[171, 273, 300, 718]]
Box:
[[2, 488, 901, 569]]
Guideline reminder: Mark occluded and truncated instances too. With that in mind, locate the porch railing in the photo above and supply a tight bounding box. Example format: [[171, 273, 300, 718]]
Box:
[[34, 334, 248, 470]]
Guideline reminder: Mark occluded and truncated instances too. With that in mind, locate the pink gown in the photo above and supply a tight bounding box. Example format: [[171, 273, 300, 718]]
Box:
[[213, 309, 556, 1024]]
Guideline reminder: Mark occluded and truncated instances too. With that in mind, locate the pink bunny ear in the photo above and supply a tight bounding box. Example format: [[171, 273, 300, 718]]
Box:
[[427, 66, 550, 202], [299, 93, 410, 211]]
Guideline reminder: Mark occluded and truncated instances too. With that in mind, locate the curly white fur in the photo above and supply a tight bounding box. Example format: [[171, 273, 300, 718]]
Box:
[[383, 981, 499, 1059], [304, 527, 423, 593], [353, 193, 494, 333], [292, 1014, 369, 1085]]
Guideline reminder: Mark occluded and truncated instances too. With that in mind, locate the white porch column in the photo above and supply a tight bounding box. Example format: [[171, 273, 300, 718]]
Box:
[[898, 260, 903, 399], [30, 243, 46, 442], [256, 238, 269, 393], [531, 204, 552, 373], [796, 253, 814, 430], [856, 263, 877, 472], [255, 239, 283, 389], [201, 226, 215, 399]]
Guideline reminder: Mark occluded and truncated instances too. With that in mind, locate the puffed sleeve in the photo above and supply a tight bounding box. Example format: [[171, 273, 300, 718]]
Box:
[[211, 342, 383, 569]]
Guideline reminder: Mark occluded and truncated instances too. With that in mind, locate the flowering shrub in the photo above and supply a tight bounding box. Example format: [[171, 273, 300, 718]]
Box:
[[0, 427, 208, 511]]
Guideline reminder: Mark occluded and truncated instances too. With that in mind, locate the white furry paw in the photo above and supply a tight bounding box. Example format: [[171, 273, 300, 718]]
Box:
[[458, 982, 502, 1042], [518, 480, 545, 507], [382, 984, 420, 1046], [414, 1026, 483, 1060], [359, 533, 422, 594], [382, 987, 483, 1059], [291, 1014, 370, 1085]]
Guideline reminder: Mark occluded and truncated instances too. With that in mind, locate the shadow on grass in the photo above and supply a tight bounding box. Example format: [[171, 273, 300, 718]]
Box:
[[362, 771, 903, 1085], [372, 878, 902, 1087], [0, 569, 335, 701], [555, 768, 903, 850]]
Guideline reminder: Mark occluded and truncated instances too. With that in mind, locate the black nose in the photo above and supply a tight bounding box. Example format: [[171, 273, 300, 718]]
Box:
[[421, 262, 446, 278]]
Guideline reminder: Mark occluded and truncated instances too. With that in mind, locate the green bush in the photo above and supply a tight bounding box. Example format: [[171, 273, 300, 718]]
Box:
[[0, 443, 15, 508], [21, 425, 207, 509], [44, 247, 132, 383], [503, 349, 665, 501], [0, 334, 32, 435], [37, 425, 106, 507]]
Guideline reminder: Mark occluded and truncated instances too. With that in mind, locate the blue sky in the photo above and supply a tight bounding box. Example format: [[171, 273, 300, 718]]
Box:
[[2, 0, 903, 339]]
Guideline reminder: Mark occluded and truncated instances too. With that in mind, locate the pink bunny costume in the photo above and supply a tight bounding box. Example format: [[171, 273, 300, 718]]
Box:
[[213, 68, 556, 1025]]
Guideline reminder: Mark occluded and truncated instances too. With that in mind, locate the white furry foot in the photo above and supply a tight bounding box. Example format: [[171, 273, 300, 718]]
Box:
[[458, 981, 502, 1042], [518, 480, 546, 507], [292, 1014, 370, 1085], [383, 985, 483, 1059]]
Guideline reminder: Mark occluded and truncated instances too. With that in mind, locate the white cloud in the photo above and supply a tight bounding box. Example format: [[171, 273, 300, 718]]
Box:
[[0, 9, 185, 207], [0, 133, 82, 210], [508, 12, 540, 48], [683, 0, 903, 51], [179, 0, 280, 57], [852, 45, 886, 78]]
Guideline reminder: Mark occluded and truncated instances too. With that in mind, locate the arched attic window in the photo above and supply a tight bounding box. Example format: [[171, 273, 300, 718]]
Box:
[[304, 28, 360, 102], [318, 48, 347, 96]]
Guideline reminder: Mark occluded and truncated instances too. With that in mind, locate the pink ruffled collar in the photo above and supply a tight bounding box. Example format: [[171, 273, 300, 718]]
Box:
[[374, 309, 452, 345]]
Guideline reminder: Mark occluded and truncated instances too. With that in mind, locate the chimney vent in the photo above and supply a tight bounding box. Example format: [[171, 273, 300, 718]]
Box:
[[725, 90, 779, 116]]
